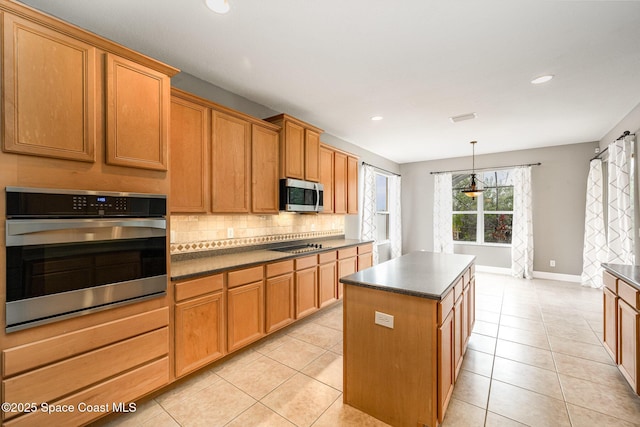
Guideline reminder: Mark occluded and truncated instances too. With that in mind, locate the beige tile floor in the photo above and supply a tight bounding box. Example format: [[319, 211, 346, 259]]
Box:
[[99, 272, 640, 427]]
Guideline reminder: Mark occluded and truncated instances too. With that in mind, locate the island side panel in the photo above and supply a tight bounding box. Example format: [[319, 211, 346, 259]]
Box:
[[343, 284, 438, 427]]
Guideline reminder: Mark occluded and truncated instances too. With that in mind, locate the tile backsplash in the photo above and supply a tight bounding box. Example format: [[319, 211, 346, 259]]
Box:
[[170, 213, 345, 254]]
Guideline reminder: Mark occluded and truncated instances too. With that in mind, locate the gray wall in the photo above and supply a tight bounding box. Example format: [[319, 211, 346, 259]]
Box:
[[171, 72, 400, 239], [400, 142, 598, 275]]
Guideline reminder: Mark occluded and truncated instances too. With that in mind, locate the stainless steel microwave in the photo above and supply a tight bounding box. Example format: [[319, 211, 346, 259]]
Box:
[[279, 178, 324, 212]]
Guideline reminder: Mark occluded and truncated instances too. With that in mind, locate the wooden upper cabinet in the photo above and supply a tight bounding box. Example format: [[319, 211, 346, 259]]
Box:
[[252, 124, 280, 214], [106, 54, 170, 170], [170, 93, 210, 213], [211, 110, 251, 213], [265, 114, 323, 182], [305, 129, 321, 182], [2, 14, 97, 162], [319, 144, 334, 213], [334, 151, 348, 214], [347, 155, 359, 214]]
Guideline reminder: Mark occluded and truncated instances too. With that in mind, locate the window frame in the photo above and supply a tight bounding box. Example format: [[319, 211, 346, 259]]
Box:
[[452, 169, 514, 247], [375, 172, 391, 245]]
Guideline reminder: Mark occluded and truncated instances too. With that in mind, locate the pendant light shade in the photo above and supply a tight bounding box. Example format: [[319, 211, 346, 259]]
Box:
[[205, 0, 230, 14], [462, 141, 484, 199]]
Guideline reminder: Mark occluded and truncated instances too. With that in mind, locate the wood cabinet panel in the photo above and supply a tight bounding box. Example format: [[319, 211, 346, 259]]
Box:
[[175, 274, 223, 302], [295, 254, 317, 270], [357, 253, 373, 271], [305, 129, 320, 182], [282, 120, 305, 179], [604, 286, 618, 362], [318, 261, 338, 308], [265, 273, 295, 333], [296, 267, 318, 319], [228, 266, 263, 288], [319, 145, 334, 213], [347, 155, 359, 214], [252, 124, 279, 213], [2, 14, 97, 162], [227, 281, 265, 352], [338, 246, 358, 259], [618, 299, 639, 392], [3, 328, 168, 406], [175, 292, 225, 377], [337, 256, 357, 299], [467, 278, 476, 334], [2, 308, 168, 377], [106, 54, 169, 170], [211, 110, 251, 212], [334, 151, 348, 214], [170, 94, 210, 213], [266, 260, 294, 278], [454, 295, 464, 380], [438, 309, 455, 423]]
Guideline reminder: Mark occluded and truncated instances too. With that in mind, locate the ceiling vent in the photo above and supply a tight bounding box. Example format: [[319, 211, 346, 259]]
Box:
[[449, 112, 477, 123]]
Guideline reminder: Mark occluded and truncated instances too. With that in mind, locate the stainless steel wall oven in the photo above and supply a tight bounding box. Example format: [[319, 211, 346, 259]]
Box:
[[5, 187, 167, 332]]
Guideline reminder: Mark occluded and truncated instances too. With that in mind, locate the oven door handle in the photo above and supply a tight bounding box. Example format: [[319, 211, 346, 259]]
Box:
[[6, 218, 166, 246]]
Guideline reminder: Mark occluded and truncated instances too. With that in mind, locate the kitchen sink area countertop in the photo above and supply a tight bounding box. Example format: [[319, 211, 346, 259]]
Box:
[[170, 238, 372, 281]]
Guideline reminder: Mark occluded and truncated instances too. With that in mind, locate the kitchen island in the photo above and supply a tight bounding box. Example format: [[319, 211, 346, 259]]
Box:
[[339, 251, 476, 427]]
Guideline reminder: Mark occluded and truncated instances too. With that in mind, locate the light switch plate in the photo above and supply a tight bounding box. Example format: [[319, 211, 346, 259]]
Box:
[[374, 311, 394, 329]]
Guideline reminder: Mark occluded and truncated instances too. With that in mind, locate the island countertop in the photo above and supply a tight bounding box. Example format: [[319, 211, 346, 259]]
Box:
[[602, 263, 640, 291], [339, 250, 475, 300]]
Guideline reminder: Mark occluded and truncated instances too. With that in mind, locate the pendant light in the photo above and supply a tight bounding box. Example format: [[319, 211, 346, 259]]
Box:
[[205, 0, 230, 14], [461, 140, 484, 199]]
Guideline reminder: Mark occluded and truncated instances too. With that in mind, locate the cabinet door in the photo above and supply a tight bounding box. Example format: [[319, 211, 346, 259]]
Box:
[[305, 129, 321, 182], [438, 309, 455, 423], [318, 261, 338, 308], [468, 278, 476, 334], [265, 273, 295, 333], [618, 299, 639, 392], [296, 267, 318, 319], [319, 145, 334, 213], [252, 124, 279, 213], [357, 253, 373, 271], [603, 287, 618, 363], [175, 292, 224, 377], [337, 257, 357, 299], [106, 54, 169, 170], [3, 14, 97, 162], [170, 96, 210, 213], [334, 151, 348, 214], [454, 295, 464, 380], [347, 155, 359, 214], [462, 286, 470, 350], [211, 111, 251, 212], [227, 281, 265, 352], [282, 120, 305, 179]]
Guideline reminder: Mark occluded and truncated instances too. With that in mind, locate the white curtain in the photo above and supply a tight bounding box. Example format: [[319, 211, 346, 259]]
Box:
[[389, 175, 402, 259], [360, 164, 379, 264], [607, 136, 635, 264], [581, 159, 607, 288], [511, 166, 534, 279], [433, 172, 453, 253]]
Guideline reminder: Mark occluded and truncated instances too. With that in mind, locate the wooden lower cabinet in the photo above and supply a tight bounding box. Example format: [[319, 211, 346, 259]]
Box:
[[318, 259, 338, 308], [453, 294, 464, 380], [265, 272, 295, 333], [175, 291, 225, 377], [296, 267, 318, 319], [357, 244, 374, 271], [227, 280, 265, 352], [438, 308, 455, 423], [604, 286, 618, 362], [618, 299, 639, 392], [338, 247, 358, 299]]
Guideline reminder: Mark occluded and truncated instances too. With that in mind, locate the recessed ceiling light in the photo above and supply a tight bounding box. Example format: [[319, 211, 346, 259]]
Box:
[[531, 74, 554, 84], [371, 116, 383, 121], [449, 112, 477, 123], [205, 0, 230, 14]]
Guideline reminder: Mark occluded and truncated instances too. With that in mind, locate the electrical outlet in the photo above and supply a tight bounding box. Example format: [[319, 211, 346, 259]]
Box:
[[227, 227, 234, 239], [374, 311, 394, 329], [550, 260, 556, 267]]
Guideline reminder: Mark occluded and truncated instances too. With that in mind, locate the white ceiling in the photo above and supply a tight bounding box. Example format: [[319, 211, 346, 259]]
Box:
[[19, 0, 640, 164]]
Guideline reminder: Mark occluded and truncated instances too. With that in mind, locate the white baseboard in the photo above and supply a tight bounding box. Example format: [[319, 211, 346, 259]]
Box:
[[475, 265, 581, 283]]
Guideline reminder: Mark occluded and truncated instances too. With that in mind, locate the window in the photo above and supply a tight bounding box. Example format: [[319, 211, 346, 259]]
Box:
[[452, 170, 513, 245], [375, 173, 390, 243]]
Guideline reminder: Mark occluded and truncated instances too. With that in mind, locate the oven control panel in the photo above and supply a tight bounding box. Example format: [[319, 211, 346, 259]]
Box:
[[6, 187, 166, 218]]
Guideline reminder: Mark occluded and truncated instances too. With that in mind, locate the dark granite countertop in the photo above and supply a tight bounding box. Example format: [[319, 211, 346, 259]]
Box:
[[602, 263, 640, 291], [171, 238, 373, 281], [339, 251, 475, 300]]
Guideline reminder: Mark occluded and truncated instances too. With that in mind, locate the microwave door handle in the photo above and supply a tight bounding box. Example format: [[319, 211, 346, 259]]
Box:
[[6, 218, 166, 236], [314, 183, 320, 211]]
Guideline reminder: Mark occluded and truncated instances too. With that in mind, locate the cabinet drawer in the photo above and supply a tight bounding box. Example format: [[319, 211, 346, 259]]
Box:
[[439, 289, 454, 325], [228, 266, 264, 288], [318, 250, 337, 264], [338, 246, 357, 259], [604, 271, 618, 293], [618, 279, 640, 310], [357, 243, 373, 254], [266, 260, 294, 278], [3, 327, 168, 406], [453, 278, 463, 302], [469, 264, 475, 279], [295, 255, 317, 270], [175, 274, 223, 301], [2, 307, 168, 377]]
